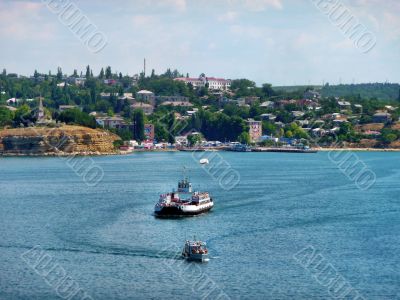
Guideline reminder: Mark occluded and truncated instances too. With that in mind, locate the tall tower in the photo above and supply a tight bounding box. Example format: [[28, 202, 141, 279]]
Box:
[[36, 97, 49, 125], [38, 98, 45, 121]]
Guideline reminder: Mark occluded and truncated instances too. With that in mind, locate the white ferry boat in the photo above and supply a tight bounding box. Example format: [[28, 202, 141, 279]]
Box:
[[154, 178, 213, 217], [182, 240, 209, 262]]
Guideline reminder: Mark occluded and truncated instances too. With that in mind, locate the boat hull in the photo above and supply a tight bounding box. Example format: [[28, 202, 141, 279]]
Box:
[[182, 252, 209, 262], [154, 203, 213, 217]]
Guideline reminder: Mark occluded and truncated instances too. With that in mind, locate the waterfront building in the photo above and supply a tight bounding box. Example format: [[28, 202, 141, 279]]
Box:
[[246, 119, 262, 142], [144, 124, 155, 141]]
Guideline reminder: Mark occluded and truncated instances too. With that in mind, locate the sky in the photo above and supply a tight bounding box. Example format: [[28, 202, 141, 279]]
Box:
[[0, 0, 399, 86]]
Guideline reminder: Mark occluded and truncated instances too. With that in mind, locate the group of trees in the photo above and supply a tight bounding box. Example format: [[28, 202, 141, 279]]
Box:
[[189, 110, 247, 142], [321, 83, 400, 101], [2, 67, 400, 146]]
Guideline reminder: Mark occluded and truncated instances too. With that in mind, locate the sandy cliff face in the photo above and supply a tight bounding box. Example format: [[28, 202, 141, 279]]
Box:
[[0, 125, 121, 156]]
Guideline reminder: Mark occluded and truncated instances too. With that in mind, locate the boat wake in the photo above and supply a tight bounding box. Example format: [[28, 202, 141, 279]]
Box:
[[0, 243, 181, 261]]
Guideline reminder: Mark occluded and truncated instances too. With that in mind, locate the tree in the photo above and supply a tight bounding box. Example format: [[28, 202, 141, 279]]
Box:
[[398, 88, 400, 102], [261, 83, 274, 98], [58, 109, 96, 128], [238, 132, 251, 144], [99, 68, 104, 79], [166, 112, 176, 144], [119, 72, 123, 80], [56, 67, 63, 81], [381, 128, 399, 145], [14, 104, 33, 126], [230, 79, 257, 97], [155, 122, 169, 142], [382, 133, 397, 144], [73, 69, 78, 77], [285, 130, 293, 138], [262, 121, 277, 135], [85, 65, 91, 79], [105, 66, 112, 79], [187, 133, 202, 146], [133, 109, 145, 141], [0, 107, 14, 126]]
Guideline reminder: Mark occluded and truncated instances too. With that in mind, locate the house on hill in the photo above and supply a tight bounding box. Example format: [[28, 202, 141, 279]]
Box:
[[373, 112, 392, 123], [131, 102, 154, 115]]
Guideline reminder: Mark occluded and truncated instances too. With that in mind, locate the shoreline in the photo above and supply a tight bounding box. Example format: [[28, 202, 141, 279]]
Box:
[[0, 151, 120, 157], [1, 147, 400, 157], [316, 147, 400, 152]]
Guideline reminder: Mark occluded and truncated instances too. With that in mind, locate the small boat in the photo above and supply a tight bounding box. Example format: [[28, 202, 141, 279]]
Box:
[[199, 158, 209, 165], [182, 239, 209, 262]]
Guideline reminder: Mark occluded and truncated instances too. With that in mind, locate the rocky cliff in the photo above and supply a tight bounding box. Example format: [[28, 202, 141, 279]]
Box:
[[0, 125, 121, 156]]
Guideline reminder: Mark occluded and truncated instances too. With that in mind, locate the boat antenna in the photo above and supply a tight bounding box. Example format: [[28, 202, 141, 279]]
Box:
[[182, 166, 190, 181]]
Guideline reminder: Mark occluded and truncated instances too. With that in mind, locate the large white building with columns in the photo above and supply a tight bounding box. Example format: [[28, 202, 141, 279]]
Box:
[[174, 74, 231, 91]]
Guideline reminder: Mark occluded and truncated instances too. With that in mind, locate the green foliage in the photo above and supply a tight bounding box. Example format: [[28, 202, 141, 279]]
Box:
[[140, 78, 191, 97], [105, 66, 112, 79], [112, 128, 133, 141], [187, 133, 202, 146], [262, 121, 277, 135], [260, 139, 276, 147], [113, 139, 124, 148], [230, 79, 258, 98], [0, 107, 14, 126], [154, 122, 169, 142], [321, 83, 400, 101], [285, 123, 308, 139], [14, 104, 34, 126], [2, 67, 400, 149], [191, 110, 247, 142], [380, 128, 400, 144], [133, 109, 145, 141], [237, 132, 251, 144], [58, 109, 96, 128]]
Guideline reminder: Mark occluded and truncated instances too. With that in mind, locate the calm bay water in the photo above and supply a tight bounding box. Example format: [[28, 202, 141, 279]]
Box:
[[0, 152, 399, 299]]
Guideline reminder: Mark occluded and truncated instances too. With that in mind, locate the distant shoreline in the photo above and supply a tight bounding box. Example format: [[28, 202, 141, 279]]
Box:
[[316, 147, 400, 152], [1, 147, 400, 157]]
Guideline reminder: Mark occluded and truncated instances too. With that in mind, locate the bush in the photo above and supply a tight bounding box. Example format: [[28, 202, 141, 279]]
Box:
[[58, 109, 96, 128]]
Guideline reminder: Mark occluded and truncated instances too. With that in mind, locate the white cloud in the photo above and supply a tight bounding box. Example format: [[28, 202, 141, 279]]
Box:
[[0, 1, 55, 41], [243, 0, 283, 11], [149, 0, 187, 12], [218, 11, 239, 22], [132, 15, 157, 27], [208, 42, 217, 50], [293, 33, 318, 48]]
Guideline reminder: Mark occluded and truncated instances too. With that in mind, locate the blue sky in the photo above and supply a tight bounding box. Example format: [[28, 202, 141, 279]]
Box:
[[0, 0, 399, 86]]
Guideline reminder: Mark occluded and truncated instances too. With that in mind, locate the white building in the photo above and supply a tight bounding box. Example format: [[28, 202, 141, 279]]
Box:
[[131, 102, 154, 115], [175, 74, 231, 91], [136, 90, 155, 104], [96, 116, 125, 128]]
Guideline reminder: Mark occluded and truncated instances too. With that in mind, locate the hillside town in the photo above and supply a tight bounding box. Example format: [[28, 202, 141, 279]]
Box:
[[1, 66, 400, 153]]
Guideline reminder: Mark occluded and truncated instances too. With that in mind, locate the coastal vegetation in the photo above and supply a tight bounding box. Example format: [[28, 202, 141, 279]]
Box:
[[1, 67, 400, 149]]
